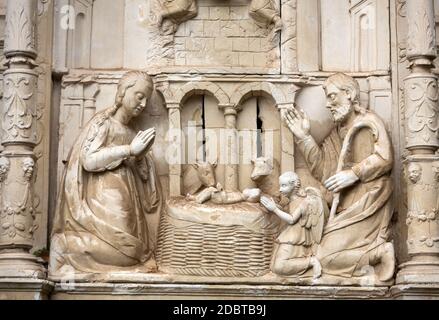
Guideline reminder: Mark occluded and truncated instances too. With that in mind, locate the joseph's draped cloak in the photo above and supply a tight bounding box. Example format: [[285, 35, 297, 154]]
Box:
[[51, 108, 163, 273], [296, 111, 393, 278]]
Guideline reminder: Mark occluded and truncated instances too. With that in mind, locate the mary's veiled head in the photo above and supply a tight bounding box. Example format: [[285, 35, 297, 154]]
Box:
[[114, 71, 154, 121]]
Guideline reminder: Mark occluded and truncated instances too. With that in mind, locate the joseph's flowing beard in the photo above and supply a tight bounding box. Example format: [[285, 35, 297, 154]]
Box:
[[330, 103, 352, 123]]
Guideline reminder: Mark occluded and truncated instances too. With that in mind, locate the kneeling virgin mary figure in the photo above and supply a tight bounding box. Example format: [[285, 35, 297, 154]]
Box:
[[49, 71, 163, 277]]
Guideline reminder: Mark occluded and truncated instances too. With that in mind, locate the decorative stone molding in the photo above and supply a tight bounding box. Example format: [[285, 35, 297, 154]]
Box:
[[404, 74, 439, 150], [405, 155, 439, 254], [2, 68, 38, 145]]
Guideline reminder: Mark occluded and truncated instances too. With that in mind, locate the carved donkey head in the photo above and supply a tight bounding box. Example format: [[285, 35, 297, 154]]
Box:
[[250, 157, 275, 182], [192, 161, 217, 188]]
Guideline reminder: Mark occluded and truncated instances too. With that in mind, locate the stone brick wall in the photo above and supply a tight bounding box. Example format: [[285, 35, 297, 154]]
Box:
[[174, 2, 279, 69]]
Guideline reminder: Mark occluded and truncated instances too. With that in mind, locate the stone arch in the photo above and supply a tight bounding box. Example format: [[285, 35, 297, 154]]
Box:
[[230, 82, 287, 108], [175, 81, 230, 106], [154, 84, 175, 104]]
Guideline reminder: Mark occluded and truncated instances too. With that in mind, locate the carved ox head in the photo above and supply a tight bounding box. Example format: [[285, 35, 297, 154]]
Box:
[[250, 157, 274, 182], [192, 161, 217, 188]]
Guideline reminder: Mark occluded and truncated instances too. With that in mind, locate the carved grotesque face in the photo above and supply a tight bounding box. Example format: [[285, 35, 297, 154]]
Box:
[[324, 83, 354, 124], [433, 163, 439, 182], [408, 163, 422, 184], [251, 157, 273, 181], [279, 173, 300, 198], [0, 157, 10, 182], [120, 79, 152, 119], [22, 158, 35, 181]]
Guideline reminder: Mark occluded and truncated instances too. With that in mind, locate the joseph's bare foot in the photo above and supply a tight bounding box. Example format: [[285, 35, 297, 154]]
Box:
[[375, 242, 395, 282], [310, 257, 322, 279]]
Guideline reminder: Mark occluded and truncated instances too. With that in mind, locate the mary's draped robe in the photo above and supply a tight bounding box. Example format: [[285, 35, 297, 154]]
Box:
[[50, 108, 163, 275], [296, 111, 393, 278]]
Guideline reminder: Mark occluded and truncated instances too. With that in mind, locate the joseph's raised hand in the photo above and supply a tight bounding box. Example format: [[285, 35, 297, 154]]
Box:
[[284, 107, 311, 140]]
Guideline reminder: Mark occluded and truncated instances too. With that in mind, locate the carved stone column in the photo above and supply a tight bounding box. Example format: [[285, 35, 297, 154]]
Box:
[[167, 102, 183, 197], [219, 104, 239, 192], [0, 0, 45, 279], [396, 0, 439, 284]]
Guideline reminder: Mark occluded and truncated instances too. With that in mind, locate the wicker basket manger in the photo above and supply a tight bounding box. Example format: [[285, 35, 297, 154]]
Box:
[[156, 198, 280, 278]]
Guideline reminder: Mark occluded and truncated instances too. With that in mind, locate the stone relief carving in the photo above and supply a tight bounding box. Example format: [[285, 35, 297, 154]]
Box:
[[157, 0, 198, 35], [49, 71, 164, 278], [260, 171, 327, 279], [397, 0, 407, 18], [157, 196, 280, 277], [0, 157, 10, 183], [406, 4, 436, 60], [433, 162, 439, 182], [405, 156, 439, 253], [185, 161, 258, 205], [407, 162, 422, 184], [283, 73, 395, 283], [184, 161, 217, 199], [405, 75, 439, 149], [0, 156, 37, 243], [249, 0, 282, 33], [2, 71, 38, 144], [22, 157, 35, 182], [249, 156, 280, 200]]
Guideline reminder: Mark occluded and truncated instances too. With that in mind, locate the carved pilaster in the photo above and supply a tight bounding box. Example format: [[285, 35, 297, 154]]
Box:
[[0, 0, 45, 279], [397, 0, 439, 285]]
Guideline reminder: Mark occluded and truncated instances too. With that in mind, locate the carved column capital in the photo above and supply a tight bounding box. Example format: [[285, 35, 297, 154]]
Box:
[[166, 102, 182, 110]]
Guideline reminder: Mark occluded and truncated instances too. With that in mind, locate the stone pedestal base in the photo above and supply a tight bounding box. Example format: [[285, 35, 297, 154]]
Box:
[[391, 284, 439, 300], [396, 260, 439, 285], [0, 279, 54, 300], [0, 252, 46, 279], [51, 282, 391, 300]]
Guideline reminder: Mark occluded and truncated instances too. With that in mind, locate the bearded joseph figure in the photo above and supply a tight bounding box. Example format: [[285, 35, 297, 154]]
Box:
[[284, 73, 395, 283], [49, 71, 163, 277]]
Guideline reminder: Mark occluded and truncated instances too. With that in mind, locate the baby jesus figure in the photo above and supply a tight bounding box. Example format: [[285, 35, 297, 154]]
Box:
[[261, 172, 328, 279]]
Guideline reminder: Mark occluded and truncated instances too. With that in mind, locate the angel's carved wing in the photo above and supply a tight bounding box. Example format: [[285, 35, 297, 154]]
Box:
[[301, 187, 329, 244]]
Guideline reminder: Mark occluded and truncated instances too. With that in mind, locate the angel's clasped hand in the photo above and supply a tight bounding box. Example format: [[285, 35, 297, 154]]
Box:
[[260, 196, 277, 212]]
